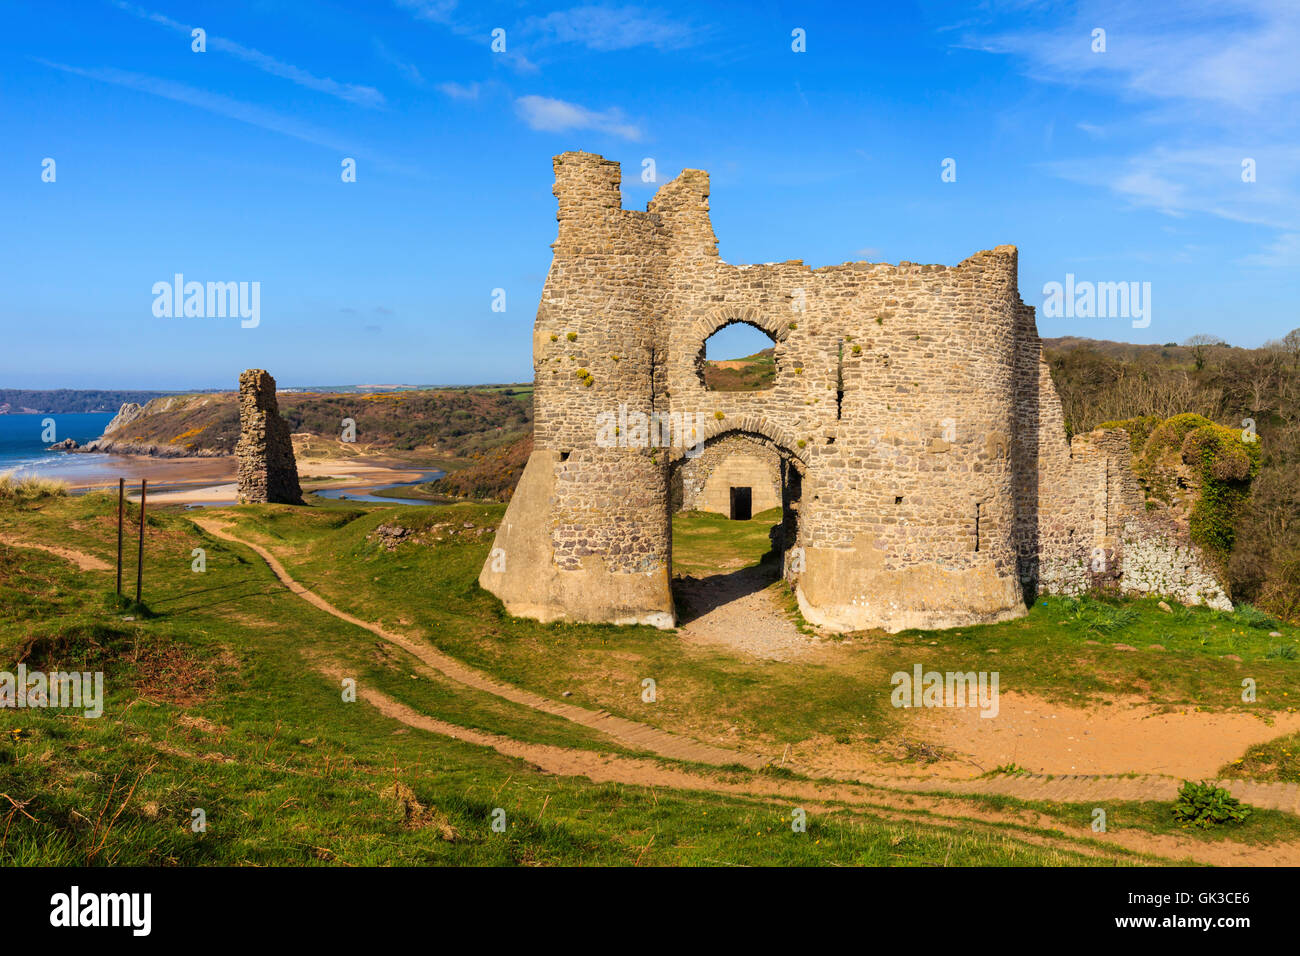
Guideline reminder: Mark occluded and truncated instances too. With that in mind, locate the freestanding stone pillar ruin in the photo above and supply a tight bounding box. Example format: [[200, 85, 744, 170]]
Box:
[[480, 152, 1230, 632], [236, 369, 302, 505]]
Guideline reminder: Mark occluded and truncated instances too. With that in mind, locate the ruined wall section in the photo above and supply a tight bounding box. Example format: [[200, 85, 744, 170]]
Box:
[[235, 368, 302, 505], [654, 162, 1027, 629], [674, 434, 782, 515], [482, 153, 674, 626], [1012, 312, 1230, 606]]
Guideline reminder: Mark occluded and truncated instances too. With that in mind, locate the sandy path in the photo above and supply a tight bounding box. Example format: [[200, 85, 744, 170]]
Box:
[[192, 515, 1300, 822], [192, 517, 770, 769], [675, 567, 824, 661], [0, 534, 111, 571], [915, 690, 1300, 779], [315, 660, 1300, 866]]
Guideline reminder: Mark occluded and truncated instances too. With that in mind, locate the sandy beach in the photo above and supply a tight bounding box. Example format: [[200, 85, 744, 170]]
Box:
[[63, 453, 434, 505]]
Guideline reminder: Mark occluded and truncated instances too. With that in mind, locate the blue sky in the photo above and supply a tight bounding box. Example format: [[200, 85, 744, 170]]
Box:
[[2, 0, 1297, 389]]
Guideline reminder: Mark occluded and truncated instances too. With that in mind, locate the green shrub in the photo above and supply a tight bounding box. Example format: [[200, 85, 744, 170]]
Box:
[[1059, 596, 1138, 634], [1172, 781, 1252, 829], [1133, 415, 1260, 564], [1094, 415, 1161, 456], [1181, 423, 1260, 563]]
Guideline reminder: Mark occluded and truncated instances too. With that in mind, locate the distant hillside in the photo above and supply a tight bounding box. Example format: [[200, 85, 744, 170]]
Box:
[[702, 348, 776, 391], [0, 388, 170, 415], [425, 434, 532, 500], [76, 387, 533, 460]]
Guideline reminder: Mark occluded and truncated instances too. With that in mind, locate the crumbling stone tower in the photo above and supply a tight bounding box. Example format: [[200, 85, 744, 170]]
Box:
[[236, 368, 302, 505], [481, 152, 1229, 632]]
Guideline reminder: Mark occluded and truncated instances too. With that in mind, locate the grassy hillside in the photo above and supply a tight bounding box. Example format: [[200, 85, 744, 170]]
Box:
[[0, 491, 1140, 866], [421, 435, 532, 501], [3, 489, 1299, 865], [84, 387, 533, 462], [702, 348, 776, 391]]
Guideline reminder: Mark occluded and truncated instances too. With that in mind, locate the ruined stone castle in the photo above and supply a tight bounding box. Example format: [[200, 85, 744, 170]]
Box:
[[481, 152, 1228, 632]]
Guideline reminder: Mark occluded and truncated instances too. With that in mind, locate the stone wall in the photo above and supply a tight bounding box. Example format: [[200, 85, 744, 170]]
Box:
[[235, 369, 302, 505], [481, 152, 1230, 632], [674, 435, 782, 515]]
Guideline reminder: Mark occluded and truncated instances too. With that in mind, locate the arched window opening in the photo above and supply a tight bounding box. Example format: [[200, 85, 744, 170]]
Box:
[[698, 321, 777, 392]]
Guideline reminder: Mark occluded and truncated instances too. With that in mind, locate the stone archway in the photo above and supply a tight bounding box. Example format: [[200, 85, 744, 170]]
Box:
[[668, 426, 807, 632]]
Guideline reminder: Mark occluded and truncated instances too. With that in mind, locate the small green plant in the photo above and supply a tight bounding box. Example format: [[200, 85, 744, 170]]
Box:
[[788, 321, 798, 330], [1059, 596, 1138, 634], [1172, 780, 1252, 829], [549, 333, 558, 342], [714, 411, 725, 420], [1234, 604, 1280, 630], [875, 316, 884, 325], [566, 332, 577, 342], [985, 763, 1029, 777], [851, 344, 862, 355], [1266, 645, 1298, 660], [796, 439, 806, 449]]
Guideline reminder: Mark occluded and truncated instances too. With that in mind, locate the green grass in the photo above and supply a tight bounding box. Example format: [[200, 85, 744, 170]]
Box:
[[1219, 731, 1300, 783], [0, 471, 67, 502], [177, 497, 1300, 772], [965, 793, 1300, 847], [670, 507, 782, 577], [0, 492, 1138, 865]]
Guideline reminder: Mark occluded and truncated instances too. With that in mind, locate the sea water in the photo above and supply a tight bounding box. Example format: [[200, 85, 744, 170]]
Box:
[[0, 412, 116, 480]]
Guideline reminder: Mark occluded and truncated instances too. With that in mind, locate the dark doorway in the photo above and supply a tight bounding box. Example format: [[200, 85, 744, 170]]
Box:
[[729, 486, 752, 521]]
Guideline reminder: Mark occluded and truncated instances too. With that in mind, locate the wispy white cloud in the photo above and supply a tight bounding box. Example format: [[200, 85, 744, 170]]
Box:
[[966, 0, 1300, 116], [965, 1, 1300, 266], [438, 81, 480, 100], [524, 6, 700, 51], [514, 94, 641, 140], [1242, 231, 1300, 268], [1044, 145, 1300, 231], [393, 0, 459, 25], [34, 58, 400, 169], [113, 1, 385, 108], [373, 38, 425, 87], [394, 0, 538, 73]]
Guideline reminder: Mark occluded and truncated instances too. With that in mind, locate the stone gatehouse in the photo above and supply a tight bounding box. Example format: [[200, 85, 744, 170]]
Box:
[[480, 151, 1229, 632]]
